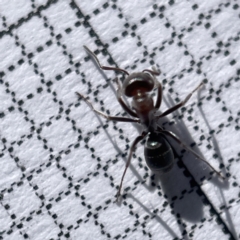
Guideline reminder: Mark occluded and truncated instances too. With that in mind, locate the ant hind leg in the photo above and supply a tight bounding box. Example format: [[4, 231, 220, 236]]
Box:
[[116, 132, 147, 201], [160, 129, 225, 180]]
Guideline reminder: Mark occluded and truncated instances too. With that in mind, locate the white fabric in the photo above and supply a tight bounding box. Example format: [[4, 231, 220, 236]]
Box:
[[0, 0, 239, 239]]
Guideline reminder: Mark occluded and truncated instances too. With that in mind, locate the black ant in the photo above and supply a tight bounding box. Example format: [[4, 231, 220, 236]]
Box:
[[76, 46, 225, 201]]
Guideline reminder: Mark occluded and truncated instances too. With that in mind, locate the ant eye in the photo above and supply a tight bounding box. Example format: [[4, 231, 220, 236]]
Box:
[[122, 73, 155, 97]]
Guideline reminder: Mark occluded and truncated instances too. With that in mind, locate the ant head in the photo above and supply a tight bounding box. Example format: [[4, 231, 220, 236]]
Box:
[[122, 72, 155, 97]]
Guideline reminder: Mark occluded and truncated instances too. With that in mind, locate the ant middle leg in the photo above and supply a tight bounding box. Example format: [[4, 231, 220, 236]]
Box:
[[158, 81, 204, 118], [76, 92, 140, 123]]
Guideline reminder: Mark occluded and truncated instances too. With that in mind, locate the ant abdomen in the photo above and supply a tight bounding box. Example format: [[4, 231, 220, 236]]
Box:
[[144, 133, 174, 173]]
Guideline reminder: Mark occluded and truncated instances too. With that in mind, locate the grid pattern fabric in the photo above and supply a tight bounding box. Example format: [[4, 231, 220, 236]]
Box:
[[0, 0, 240, 239]]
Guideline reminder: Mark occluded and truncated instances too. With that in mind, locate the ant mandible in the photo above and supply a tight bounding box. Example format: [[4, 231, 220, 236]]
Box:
[[76, 46, 224, 201]]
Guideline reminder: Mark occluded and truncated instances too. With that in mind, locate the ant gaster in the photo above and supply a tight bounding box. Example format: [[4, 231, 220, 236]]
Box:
[[76, 46, 224, 201]]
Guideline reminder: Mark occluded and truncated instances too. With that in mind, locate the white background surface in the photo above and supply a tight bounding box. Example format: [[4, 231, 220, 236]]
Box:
[[0, 0, 240, 239]]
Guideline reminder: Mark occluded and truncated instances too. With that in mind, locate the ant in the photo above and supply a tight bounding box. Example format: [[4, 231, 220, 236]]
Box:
[[76, 46, 225, 201]]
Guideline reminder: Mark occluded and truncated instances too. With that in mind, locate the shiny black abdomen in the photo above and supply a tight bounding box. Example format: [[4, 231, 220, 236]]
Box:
[[144, 133, 174, 173]]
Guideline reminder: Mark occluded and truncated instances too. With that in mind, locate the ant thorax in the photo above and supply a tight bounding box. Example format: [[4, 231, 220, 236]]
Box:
[[131, 92, 154, 128]]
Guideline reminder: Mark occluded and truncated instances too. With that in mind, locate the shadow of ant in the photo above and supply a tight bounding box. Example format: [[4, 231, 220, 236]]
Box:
[[80, 48, 234, 236], [143, 91, 229, 223], [115, 90, 230, 230]]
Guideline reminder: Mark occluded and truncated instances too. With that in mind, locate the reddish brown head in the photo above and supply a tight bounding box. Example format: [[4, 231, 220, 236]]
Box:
[[122, 72, 155, 97]]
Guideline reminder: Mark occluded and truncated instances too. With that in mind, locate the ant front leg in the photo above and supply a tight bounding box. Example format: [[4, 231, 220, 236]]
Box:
[[158, 82, 204, 118], [160, 129, 225, 180], [154, 81, 163, 109], [113, 77, 138, 118], [84, 46, 129, 75], [76, 92, 140, 123], [142, 68, 161, 76], [143, 67, 162, 109], [116, 132, 147, 201]]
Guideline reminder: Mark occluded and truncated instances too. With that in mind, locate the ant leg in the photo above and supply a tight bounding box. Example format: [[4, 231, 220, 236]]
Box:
[[76, 92, 140, 123], [142, 68, 161, 76], [114, 77, 138, 118], [161, 129, 225, 179], [116, 132, 147, 201], [143, 67, 162, 109], [154, 81, 163, 109], [84, 46, 129, 75], [158, 82, 204, 118]]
